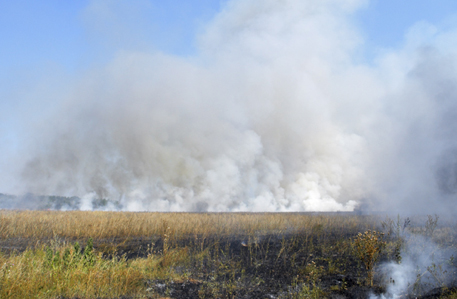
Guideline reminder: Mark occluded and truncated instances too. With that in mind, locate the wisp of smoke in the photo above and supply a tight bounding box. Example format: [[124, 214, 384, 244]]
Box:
[[371, 232, 456, 298], [4, 0, 457, 212]]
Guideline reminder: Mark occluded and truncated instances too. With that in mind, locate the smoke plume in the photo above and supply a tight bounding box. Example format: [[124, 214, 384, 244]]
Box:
[[4, 0, 457, 212]]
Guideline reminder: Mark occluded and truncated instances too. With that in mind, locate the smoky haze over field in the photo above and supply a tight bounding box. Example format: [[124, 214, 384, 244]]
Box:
[[5, 0, 457, 212]]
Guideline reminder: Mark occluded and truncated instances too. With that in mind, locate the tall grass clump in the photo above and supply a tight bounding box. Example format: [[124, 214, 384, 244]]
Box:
[[0, 241, 163, 299]]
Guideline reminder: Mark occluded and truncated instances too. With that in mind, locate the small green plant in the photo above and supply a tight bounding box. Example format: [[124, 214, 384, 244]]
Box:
[[287, 273, 326, 299], [44, 238, 96, 270], [330, 278, 347, 292], [288, 261, 326, 298], [353, 230, 385, 286], [83, 237, 96, 267], [295, 283, 326, 299], [304, 261, 323, 285]]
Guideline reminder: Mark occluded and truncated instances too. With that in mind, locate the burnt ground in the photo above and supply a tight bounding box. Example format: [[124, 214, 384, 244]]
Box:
[[0, 233, 455, 299]]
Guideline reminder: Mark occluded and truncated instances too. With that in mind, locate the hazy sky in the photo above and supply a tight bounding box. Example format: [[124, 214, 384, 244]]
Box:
[[1, 1, 456, 73], [1, 0, 457, 212]]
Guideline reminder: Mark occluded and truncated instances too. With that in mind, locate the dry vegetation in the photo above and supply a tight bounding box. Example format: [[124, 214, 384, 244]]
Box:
[[0, 211, 455, 298], [0, 211, 375, 239]]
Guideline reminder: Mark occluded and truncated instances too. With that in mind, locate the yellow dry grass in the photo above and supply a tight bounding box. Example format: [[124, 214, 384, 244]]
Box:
[[0, 210, 375, 240], [0, 245, 151, 298]]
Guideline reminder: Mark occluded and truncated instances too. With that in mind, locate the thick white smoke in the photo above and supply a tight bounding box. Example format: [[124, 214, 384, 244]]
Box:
[[6, 0, 457, 212]]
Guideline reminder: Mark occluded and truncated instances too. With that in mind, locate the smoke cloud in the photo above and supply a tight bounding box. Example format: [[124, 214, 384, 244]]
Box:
[[4, 0, 457, 212]]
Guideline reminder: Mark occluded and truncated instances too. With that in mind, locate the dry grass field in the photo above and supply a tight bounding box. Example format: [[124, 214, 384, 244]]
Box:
[[0, 210, 374, 239], [0, 211, 455, 298]]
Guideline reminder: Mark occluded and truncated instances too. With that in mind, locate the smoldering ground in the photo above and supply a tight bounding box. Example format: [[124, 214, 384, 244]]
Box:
[[2, 0, 457, 213], [370, 216, 457, 299]]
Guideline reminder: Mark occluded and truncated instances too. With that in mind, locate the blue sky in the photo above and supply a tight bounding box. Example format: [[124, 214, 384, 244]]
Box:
[[1, 0, 456, 76], [356, 0, 457, 54], [0, 0, 224, 75]]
